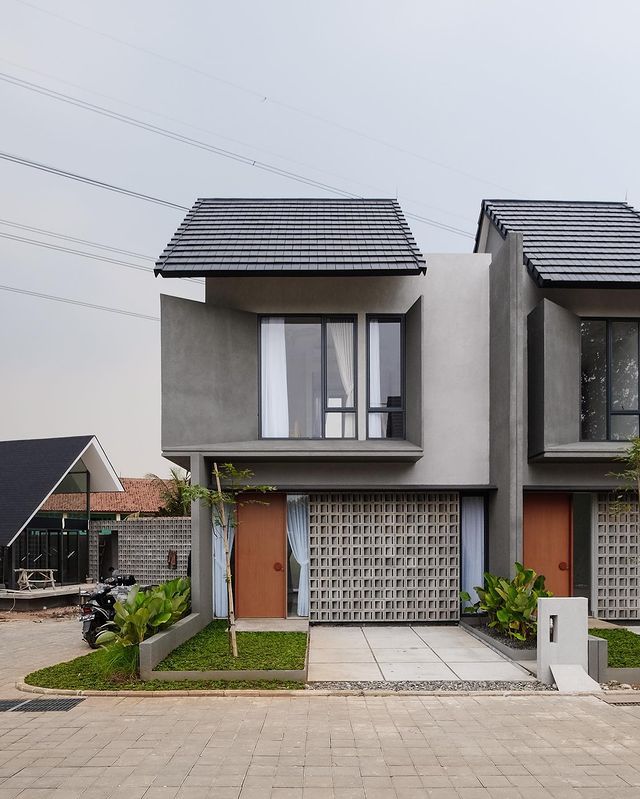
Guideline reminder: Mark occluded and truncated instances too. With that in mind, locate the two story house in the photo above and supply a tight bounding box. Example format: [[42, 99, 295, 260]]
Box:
[[155, 199, 491, 624], [476, 200, 640, 621], [156, 197, 640, 627]]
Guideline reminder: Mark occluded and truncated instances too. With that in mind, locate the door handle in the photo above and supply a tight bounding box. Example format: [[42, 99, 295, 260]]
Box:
[[273, 562, 283, 572], [558, 562, 569, 571]]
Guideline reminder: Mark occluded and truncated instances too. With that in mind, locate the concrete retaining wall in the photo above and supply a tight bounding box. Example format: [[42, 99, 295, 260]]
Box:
[[139, 612, 207, 680]]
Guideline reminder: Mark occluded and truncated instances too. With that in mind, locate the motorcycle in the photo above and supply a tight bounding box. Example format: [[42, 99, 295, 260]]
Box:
[[79, 575, 136, 648]]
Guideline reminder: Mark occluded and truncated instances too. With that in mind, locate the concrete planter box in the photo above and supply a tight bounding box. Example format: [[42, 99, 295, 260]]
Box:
[[606, 667, 640, 684], [140, 615, 309, 683], [461, 618, 536, 661]]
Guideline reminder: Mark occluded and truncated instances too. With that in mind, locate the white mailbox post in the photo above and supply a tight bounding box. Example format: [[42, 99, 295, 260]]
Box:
[[537, 597, 589, 686]]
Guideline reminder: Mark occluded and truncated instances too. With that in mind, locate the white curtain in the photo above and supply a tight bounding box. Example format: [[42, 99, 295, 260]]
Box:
[[461, 496, 485, 604], [368, 320, 383, 437], [286, 495, 310, 617], [212, 507, 235, 618], [329, 321, 355, 438], [261, 318, 289, 437]]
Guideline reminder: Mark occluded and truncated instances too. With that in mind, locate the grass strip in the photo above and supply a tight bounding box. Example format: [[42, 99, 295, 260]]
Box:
[[156, 621, 307, 671], [24, 649, 303, 692], [589, 628, 640, 668]]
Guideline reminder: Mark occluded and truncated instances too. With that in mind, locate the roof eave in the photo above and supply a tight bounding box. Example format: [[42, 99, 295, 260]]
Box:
[[155, 265, 427, 278]]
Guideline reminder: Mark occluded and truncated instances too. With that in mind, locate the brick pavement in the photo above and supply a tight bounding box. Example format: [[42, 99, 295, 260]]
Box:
[[3, 621, 640, 798]]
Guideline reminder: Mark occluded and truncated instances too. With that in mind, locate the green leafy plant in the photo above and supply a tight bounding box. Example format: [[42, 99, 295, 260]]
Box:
[[146, 468, 192, 516], [460, 562, 552, 641], [97, 577, 191, 650]]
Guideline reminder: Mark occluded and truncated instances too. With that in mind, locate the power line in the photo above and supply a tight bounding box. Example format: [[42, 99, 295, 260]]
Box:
[[0, 283, 159, 321], [0, 229, 203, 284], [12, 0, 517, 195], [0, 151, 189, 211], [0, 218, 154, 260], [0, 71, 475, 238]]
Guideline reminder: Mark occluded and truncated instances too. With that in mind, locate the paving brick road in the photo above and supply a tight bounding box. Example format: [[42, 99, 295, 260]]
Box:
[[3, 620, 640, 798]]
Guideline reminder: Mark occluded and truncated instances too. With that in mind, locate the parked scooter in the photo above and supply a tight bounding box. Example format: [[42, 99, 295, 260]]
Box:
[[79, 575, 136, 648]]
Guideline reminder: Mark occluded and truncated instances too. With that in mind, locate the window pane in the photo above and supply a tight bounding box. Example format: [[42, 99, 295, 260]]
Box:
[[326, 320, 355, 409], [611, 321, 638, 411], [580, 320, 607, 440], [324, 412, 356, 439], [261, 318, 322, 438], [368, 411, 404, 439], [611, 414, 640, 440], [369, 319, 401, 408]]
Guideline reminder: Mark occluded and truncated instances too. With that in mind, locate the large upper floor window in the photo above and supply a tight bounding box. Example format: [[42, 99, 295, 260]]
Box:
[[367, 315, 405, 438], [581, 319, 639, 441], [260, 316, 356, 439]]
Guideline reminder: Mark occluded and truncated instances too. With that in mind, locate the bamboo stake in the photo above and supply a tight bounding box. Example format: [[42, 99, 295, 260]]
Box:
[[214, 461, 238, 658]]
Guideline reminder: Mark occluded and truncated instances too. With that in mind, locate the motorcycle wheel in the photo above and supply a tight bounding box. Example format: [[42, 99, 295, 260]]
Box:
[[83, 621, 101, 649]]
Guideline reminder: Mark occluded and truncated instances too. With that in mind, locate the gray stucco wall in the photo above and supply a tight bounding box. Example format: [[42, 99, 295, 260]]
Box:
[[162, 254, 491, 489]]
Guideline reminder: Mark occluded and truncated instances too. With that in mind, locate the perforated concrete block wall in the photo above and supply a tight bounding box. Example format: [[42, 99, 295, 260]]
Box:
[[89, 518, 191, 585], [309, 492, 460, 622], [596, 494, 640, 619]]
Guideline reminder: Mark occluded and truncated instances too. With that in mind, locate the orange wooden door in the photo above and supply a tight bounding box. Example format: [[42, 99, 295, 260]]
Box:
[[523, 492, 572, 596], [235, 493, 287, 618]]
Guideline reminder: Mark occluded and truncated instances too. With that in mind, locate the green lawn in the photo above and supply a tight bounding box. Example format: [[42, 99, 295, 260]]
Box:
[[24, 649, 303, 691], [156, 621, 308, 671], [589, 628, 640, 668]]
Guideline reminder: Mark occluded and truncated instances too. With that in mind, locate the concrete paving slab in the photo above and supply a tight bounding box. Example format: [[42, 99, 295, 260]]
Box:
[[307, 662, 383, 681], [449, 661, 535, 681], [551, 664, 602, 693], [431, 647, 505, 662], [378, 662, 458, 680], [361, 627, 422, 648], [369, 647, 442, 663], [308, 648, 376, 663]]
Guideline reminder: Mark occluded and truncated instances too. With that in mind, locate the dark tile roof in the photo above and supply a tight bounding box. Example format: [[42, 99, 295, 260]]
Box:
[[477, 199, 640, 287], [41, 477, 166, 514], [0, 436, 93, 547], [155, 198, 426, 277]]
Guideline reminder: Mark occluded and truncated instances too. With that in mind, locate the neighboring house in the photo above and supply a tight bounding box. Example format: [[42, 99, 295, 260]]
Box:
[[475, 200, 640, 619], [41, 477, 170, 581], [156, 198, 492, 623], [0, 436, 123, 589]]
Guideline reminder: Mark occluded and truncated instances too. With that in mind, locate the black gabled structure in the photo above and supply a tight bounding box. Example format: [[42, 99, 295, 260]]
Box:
[[155, 198, 426, 278], [476, 199, 640, 287], [0, 436, 122, 589]]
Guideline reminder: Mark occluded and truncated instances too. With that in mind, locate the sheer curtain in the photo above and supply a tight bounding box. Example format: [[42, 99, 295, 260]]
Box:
[[328, 321, 355, 437], [461, 496, 485, 604], [212, 507, 235, 618], [368, 320, 383, 437], [261, 318, 289, 437], [286, 495, 310, 617]]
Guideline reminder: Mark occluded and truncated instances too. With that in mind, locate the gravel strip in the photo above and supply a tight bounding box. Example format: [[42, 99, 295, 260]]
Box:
[[306, 680, 555, 692]]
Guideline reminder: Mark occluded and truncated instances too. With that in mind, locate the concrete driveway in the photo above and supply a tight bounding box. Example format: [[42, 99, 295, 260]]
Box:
[[0, 618, 87, 697], [308, 625, 533, 682]]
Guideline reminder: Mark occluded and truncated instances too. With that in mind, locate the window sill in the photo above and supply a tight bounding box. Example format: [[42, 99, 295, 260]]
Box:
[[163, 439, 423, 462], [529, 441, 630, 463]]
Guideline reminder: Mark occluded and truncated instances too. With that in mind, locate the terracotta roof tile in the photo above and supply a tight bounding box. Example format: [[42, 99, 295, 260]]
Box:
[[42, 477, 166, 514]]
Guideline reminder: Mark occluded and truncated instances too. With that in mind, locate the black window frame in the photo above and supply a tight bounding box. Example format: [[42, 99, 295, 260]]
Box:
[[366, 313, 406, 440], [580, 317, 640, 442], [258, 314, 358, 440]]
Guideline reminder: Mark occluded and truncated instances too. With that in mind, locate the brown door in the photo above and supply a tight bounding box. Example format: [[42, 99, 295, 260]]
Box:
[[235, 493, 287, 618], [523, 492, 572, 596]]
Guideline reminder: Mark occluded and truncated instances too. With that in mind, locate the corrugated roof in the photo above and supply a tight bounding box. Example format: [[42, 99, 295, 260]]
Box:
[[477, 199, 640, 286], [155, 198, 426, 277], [41, 478, 166, 514]]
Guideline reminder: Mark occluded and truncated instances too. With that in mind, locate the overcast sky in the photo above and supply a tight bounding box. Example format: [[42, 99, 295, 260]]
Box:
[[1, 1, 639, 476]]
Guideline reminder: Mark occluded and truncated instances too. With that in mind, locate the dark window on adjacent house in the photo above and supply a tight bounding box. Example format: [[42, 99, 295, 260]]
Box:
[[260, 316, 356, 439], [367, 316, 405, 439], [581, 319, 640, 441]]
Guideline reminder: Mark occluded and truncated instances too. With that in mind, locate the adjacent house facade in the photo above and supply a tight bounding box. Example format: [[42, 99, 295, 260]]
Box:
[[156, 197, 640, 625], [476, 200, 640, 620]]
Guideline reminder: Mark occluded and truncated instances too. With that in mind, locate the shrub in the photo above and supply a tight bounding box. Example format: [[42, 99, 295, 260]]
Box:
[[460, 562, 552, 641], [97, 577, 190, 649]]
